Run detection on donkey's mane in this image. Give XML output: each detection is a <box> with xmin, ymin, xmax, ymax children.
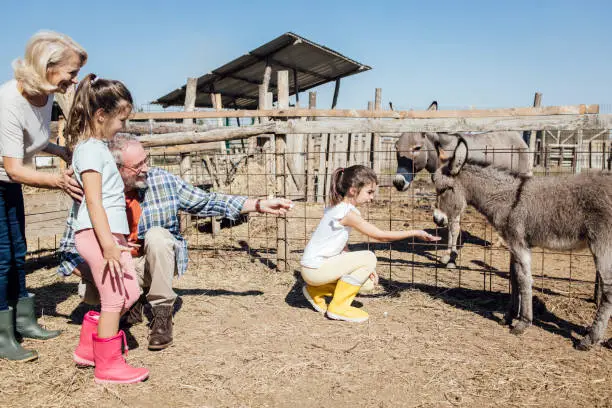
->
<box><xmin>463</xmin><ymin>158</ymin><xmax>526</xmax><ymax>178</ymax></box>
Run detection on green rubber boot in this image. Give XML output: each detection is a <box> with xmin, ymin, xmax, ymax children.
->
<box><xmin>12</xmin><ymin>294</ymin><xmax>61</xmax><ymax>340</ymax></box>
<box><xmin>0</xmin><ymin>307</ymin><xmax>38</xmax><ymax>362</ymax></box>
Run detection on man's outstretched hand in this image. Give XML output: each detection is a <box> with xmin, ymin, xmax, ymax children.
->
<box><xmin>258</xmin><ymin>198</ymin><xmax>293</xmax><ymax>216</ymax></box>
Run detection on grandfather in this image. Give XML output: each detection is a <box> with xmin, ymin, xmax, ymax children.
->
<box><xmin>59</xmin><ymin>135</ymin><xmax>291</xmax><ymax>351</ymax></box>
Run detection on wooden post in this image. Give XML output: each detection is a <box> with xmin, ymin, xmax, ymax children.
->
<box><xmin>258</xmin><ymin>85</ymin><xmax>268</xmax><ymax>123</ymax></box>
<box><xmin>374</xmin><ymin>88</ymin><xmax>382</xmax><ymax>111</ymax></box>
<box><xmin>575</xmin><ymin>129</ymin><xmax>583</xmax><ymax>174</ymax></box>
<box><xmin>331</xmin><ymin>78</ymin><xmax>341</xmax><ymax>109</ymax></box>
<box><xmin>528</xmin><ymin>92</ymin><xmax>542</xmax><ymax>166</ymax></box>
<box><xmin>180</xmin><ymin>78</ymin><xmax>197</xmax><ymax>233</ymax></box>
<box><xmin>276</xmin><ymin>71</ymin><xmax>289</xmax><ymax>194</ymax></box>
<box><xmin>276</xmin><ymin>71</ymin><xmax>289</xmax><ymax>271</ymax></box>
<box><xmin>373</xmin><ymin>88</ymin><xmax>382</xmax><ymax>174</ymax></box>
<box><xmin>212</xmin><ymin>93</ymin><xmax>226</xmax><ymax>153</ymax></box>
<box><xmin>206</xmin><ymin>91</ymin><xmax>225</xmax><ymax>236</ymax></box>
<box><xmin>263</xmin><ymin>91</ymin><xmax>276</xmax><ymax>185</ymax></box>
<box><xmin>275</xmin><ymin>70</ymin><xmax>301</xmax><ymax>195</ymax></box>
<box><xmin>316</xmin><ymin>133</ymin><xmax>327</xmax><ymax>203</ymax></box>
<box><xmin>306</xmin><ymin>92</ymin><xmax>316</xmax><ymax>202</ymax></box>
<box><xmin>262</xmin><ymin>64</ymin><xmax>272</xmax><ymax>93</ymax></box>
<box><xmin>183</xmin><ymin>78</ymin><xmax>197</xmax><ymax>125</ymax></box>
<box><xmin>293</xmin><ymin>68</ymin><xmax>299</xmax><ymax>105</ymax></box>
<box><xmin>368</xmin><ymin>101</ymin><xmax>375</xmax><ymax>169</ymax></box>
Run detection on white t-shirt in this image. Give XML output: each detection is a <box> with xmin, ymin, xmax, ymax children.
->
<box><xmin>301</xmin><ymin>202</ymin><xmax>360</xmax><ymax>268</ymax></box>
<box><xmin>72</xmin><ymin>138</ymin><xmax>129</xmax><ymax>234</ymax></box>
<box><xmin>0</xmin><ymin>79</ymin><xmax>53</xmax><ymax>182</ymax></box>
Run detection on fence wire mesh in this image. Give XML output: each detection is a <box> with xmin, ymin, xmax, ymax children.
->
<box><xmin>24</xmin><ymin>129</ymin><xmax>611</xmax><ymax>303</ymax></box>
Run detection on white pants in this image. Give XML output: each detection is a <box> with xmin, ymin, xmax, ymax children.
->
<box><xmin>301</xmin><ymin>250</ymin><xmax>377</xmax><ymax>290</ymax></box>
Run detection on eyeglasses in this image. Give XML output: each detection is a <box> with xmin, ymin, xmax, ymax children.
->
<box><xmin>121</xmin><ymin>156</ymin><xmax>149</xmax><ymax>175</ymax></box>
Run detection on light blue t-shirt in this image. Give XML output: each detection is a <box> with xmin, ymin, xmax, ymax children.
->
<box><xmin>72</xmin><ymin>138</ymin><xmax>129</xmax><ymax>234</ymax></box>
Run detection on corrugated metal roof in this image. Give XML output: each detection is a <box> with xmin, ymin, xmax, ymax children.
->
<box><xmin>152</xmin><ymin>32</ymin><xmax>371</xmax><ymax>109</ymax></box>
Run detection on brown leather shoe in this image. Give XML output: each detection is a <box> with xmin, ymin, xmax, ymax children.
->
<box><xmin>148</xmin><ymin>306</ymin><xmax>173</xmax><ymax>350</ymax></box>
<box><xmin>121</xmin><ymin>295</ymin><xmax>146</xmax><ymax>327</ymax></box>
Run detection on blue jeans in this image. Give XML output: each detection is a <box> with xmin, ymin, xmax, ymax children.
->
<box><xmin>0</xmin><ymin>182</ymin><xmax>28</xmax><ymax>311</ymax></box>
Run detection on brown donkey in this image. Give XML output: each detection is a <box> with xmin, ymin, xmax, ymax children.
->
<box><xmin>432</xmin><ymin>137</ymin><xmax>612</xmax><ymax>350</ymax></box>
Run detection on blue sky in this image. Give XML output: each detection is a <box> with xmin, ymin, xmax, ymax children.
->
<box><xmin>1</xmin><ymin>0</ymin><xmax>610</xmax><ymax>111</ymax></box>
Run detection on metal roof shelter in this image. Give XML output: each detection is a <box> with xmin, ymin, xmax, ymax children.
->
<box><xmin>153</xmin><ymin>32</ymin><xmax>371</xmax><ymax>109</ymax></box>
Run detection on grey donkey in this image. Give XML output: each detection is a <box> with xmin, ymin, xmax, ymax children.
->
<box><xmin>393</xmin><ymin>101</ymin><xmax>532</xmax><ymax>267</ymax></box>
<box><xmin>432</xmin><ymin>137</ymin><xmax>612</xmax><ymax>350</ymax></box>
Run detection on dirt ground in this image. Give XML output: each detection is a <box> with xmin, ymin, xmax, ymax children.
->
<box><xmin>3</xmin><ymin>181</ymin><xmax>611</xmax><ymax>408</ymax></box>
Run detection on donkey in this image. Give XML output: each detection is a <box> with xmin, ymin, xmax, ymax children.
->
<box><xmin>393</xmin><ymin>102</ymin><xmax>532</xmax><ymax>267</ymax></box>
<box><xmin>432</xmin><ymin>137</ymin><xmax>612</xmax><ymax>350</ymax></box>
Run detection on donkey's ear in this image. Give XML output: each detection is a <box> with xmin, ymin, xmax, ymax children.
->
<box><xmin>450</xmin><ymin>138</ymin><xmax>468</xmax><ymax>175</ymax></box>
<box><xmin>425</xmin><ymin>132</ymin><xmax>439</xmax><ymax>144</ymax></box>
<box><xmin>427</xmin><ymin>101</ymin><xmax>438</xmax><ymax>111</ymax></box>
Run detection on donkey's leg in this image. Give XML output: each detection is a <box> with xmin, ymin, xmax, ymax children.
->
<box><xmin>593</xmin><ymin>271</ymin><xmax>603</xmax><ymax>307</ymax></box>
<box><xmin>510</xmin><ymin>247</ymin><xmax>533</xmax><ymax>335</ymax></box>
<box><xmin>503</xmin><ymin>255</ymin><xmax>520</xmax><ymax>326</ymax></box>
<box><xmin>578</xmin><ymin>253</ymin><xmax>612</xmax><ymax>350</ymax></box>
<box><xmin>442</xmin><ymin>216</ymin><xmax>461</xmax><ymax>268</ymax></box>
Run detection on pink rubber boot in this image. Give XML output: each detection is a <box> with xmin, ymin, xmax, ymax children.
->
<box><xmin>73</xmin><ymin>311</ymin><xmax>99</xmax><ymax>366</ymax></box>
<box><xmin>92</xmin><ymin>330</ymin><xmax>149</xmax><ymax>384</ymax></box>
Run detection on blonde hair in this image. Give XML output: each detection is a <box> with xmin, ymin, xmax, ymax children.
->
<box><xmin>66</xmin><ymin>74</ymin><xmax>133</xmax><ymax>150</ymax></box>
<box><xmin>12</xmin><ymin>30</ymin><xmax>87</xmax><ymax>96</ymax></box>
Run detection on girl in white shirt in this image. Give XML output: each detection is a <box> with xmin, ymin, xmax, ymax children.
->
<box><xmin>66</xmin><ymin>74</ymin><xmax>148</xmax><ymax>384</ymax></box>
<box><xmin>301</xmin><ymin>165</ymin><xmax>440</xmax><ymax>322</ymax></box>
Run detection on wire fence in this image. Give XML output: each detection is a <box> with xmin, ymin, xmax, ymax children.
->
<box><xmin>23</xmin><ymin>130</ymin><xmax>611</xmax><ymax>303</ymax></box>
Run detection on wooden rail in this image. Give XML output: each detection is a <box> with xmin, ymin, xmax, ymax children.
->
<box><xmin>130</xmin><ymin>104</ymin><xmax>599</xmax><ymax>121</ymax></box>
<box><xmin>136</xmin><ymin>114</ymin><xmax>612</xmax><ymax>148</ymax></box>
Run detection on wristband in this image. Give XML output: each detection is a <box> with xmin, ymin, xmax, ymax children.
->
<box><xmin>255</xmin><ymin>198</ymin><xmax>262</xmax><ymax>213</ymax></box>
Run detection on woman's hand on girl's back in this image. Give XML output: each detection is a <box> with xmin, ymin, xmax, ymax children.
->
<box><xmin>57</xmin><ymin>167</ymin><xmax>83</xmax><ymax>202</ymax></box>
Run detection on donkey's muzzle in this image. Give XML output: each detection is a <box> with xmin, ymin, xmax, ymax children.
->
<box><xmin>393</xmin><ymin>175</ymin><xmax>411</xmax><ymax>191</ymax></box>
<box><xmin>433</xmin><ymin>208</ymin><xmax>448</xmax><ymax>227</ymax></box>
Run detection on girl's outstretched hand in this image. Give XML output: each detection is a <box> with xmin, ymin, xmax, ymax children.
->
<box><xmin>413</xmin><ymin>230</ymin><xmax>442</xmax><ymax>241</ymax></box>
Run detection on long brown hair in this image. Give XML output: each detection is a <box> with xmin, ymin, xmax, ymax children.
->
<box><xmin>65</xmin><ymin>73</ymin><xmax>133</xmax><ymax>150</ymax></box>
<box><xmin>328</xmin><ymin>165</ymin><xmax>378</xmax><ymax>206</ymax></box>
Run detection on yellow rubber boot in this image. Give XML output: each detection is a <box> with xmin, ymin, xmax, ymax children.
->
<box><xmin>326</xmin><ymin>279</ymin><xmax>369</xmax><ymax>323</ymax></box>
<box><xmin>302</xmin><ymin>281</ymin><xmax>337</xmax><ymax>313</ymax></box>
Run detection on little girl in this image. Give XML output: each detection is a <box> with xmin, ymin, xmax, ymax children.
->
<box><xmin>67</xmin><ymin>74</ymin><xmax>148</xmax><ymax>384</ymax></box>
<box><xmin>301</xmin><ymin>165</ymin><xmax>440</xmax><ymax>323</ymax></box>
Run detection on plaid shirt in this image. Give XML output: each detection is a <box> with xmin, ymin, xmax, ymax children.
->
<box><xmin>58</xmin><ymin>167</ymin><xmax>247</xmax><ymax>277</ymax></box>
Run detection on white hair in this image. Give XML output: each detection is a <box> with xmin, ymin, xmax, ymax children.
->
<box><xmin>108</xmin><ymin>134</ymin><xmax>139</xmax><ymax>166</ymax></box>
<box><xmin>12</xmin><ymin>30</ymin><xmax>87</xmax><ymax>96</ymax></box>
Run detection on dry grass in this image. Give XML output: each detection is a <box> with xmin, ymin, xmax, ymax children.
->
<box><xmin>6</xmin><ymin>174</ymin><xmax>612</xmax><ymax>407</ymax></box>
<box><xmin>2</xmin><ymin>251</ymin><xmax>611</xmax><ymax>408</ymax></box>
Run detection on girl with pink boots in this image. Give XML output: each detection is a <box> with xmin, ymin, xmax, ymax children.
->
<box><xmin>66</xmin><ymin>74</ymin><xmax>148</xmax><ymax>384</ymax></box>
<box><xmin>300</xmin><ymin>165</ymin><xmax>441</xmax><ymax>322</ymax></box>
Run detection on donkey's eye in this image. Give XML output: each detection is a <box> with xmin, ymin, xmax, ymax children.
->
<box><xmin>413</xmin><ymin>146</ymin><xmax>422</xmax><ymax>151</ymax></box>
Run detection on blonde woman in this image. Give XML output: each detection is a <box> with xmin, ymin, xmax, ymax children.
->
<box><xmin>0</xmin><ymin>31</ymin><xmax>87</xmax><ymax>361</ymax></box>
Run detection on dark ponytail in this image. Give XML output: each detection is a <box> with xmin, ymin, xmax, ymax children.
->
<box><xmin>65</xmin><ymin>73</ymin><xmax>133</xmax><ymax>150</ymax></box>
<box><xmin>328</xmin><ymin>165</ymin><xmax>378</xmax><ymax>206</ymax></box>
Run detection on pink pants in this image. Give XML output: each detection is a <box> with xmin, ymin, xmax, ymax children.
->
<box><xmin>75</xmin><ymin>229</ymin><xmax>139</xmax><ymax>313</ymax></box>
